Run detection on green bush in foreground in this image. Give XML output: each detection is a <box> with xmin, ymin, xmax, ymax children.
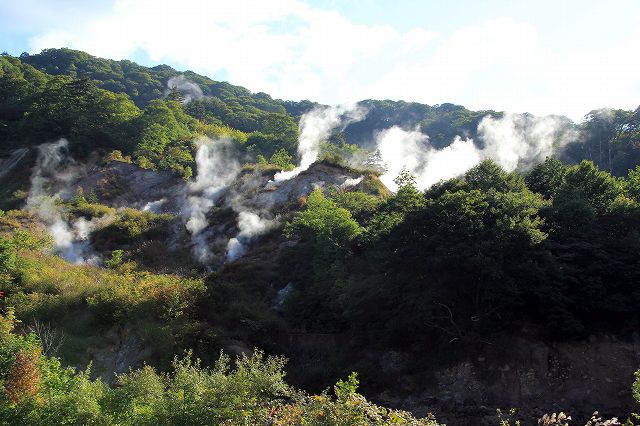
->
<box><xmin>0</xmin><ymin>308</ymin><xmax>439</xmax><ymax>425</ymax></box>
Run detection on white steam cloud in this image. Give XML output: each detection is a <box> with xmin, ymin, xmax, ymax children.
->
<box><xmin>273</xmin><ymin>104</ymin><xmax>367</xmax><ymax>181</ymax></box>
<box><xmin>143</xmin><ymin>198</ymin><xmax>166</xmax><ymax>213</ymax></box>
<box><xmin>66</xmin><ymin>216</ymin><xmax>104</xmax><ymax>265</ymax></box>
<box><xmin>26</xmin><ymin>140</ymin><xmax>101</xmax><ymax>264</ymax></box>
<box><xmin>341</xmin><ymin>176</ymin><xmax>364</xmax><ymax>188</ymax></box>
<box><xmin>166</xmin><ymin>75</ymin><xmax>204</xmax><ymax>104</ymax></box>
<box><xmin>377</xmin><ymin>113</ymin><xmax>578</xmax><ymax>191</ymax></box>
<box><xmin>226</xmin><ymin>211</ymin><xmax>277</xmax><ymax>262</ymax></box>
<box><xmin>477</xmin><ymin>113</ymin><xmax>577</xmax><ymax>171</ymax></box>
<box><xmin>183</xmin><ymin>136</ymin><xmax>241</xmax><ymax>263</ymax></box>
<box><xmin>377</xmin><ymin>128</ymin><xmax>480</xmax><ymax>191</ymax></box>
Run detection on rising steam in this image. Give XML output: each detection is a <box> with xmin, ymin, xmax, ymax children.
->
<box><xmin>222</xmin><ymin>104</ymin><xmax>369</xmax><ymax>262</ymax></box>
<box><xmin>26</xmin><ymin>140</ymin><xmax>101</xmax><ymax>264</ymax></box>
<box><xmin>182</xmin><ymin>136</ymin><xmax>240</xmax><ymax>263</ymax></box>
<box><xmin>477</xmin><ymin>113</ymin><xmax>578</xmax><ymax>171</ymax></box>
<box><xmin>377</xmin><ymin>113</ymin><xmax>578</xmax><ymax>191</ymax></box>
<box><xmin>273</xmin><ymin>104</ymin><xmax>367</xmax><ymax>181</ymax></box>
<box><xmin>377</xmin><ymin>128</ymin><xmax>480</xmax><ymax>191</ymax></box>
<box><xmin>143</xmin><ymin>198</ymin><xmax>167</xmax><ymax>213</ymax></box>
<box><xmin>341</xmin><ymin>176</ymin><xmax>364</xmax><ymax>188</ymax></box>
<box><xmin>226</xmin><ymin>211</ymin><xmax>277</xmax><ymax>262</ymax></box>
<box><xmin>166</xmin><ymin>75</ymin><xmax>204</xmax><ymax>104</ymax></box>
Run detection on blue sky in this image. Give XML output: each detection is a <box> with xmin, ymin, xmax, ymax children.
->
<box><xmin>1</xmin><ymin>0</ymin><xmax>639</xmax><ymax>121</ymax></box>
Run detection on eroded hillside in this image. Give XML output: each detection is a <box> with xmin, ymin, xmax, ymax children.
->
<box><xmin>1</xmin><ymin>48</ymin><xmax>640</xmax><ymax>425</ymax></box>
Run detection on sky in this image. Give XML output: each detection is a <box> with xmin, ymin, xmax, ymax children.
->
<box><xmin>1</xmin><ymin>0</ymin><xmax>639</xmax><ymax>122</ymax></box>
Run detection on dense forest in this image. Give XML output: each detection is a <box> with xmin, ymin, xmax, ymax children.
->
<box><xmin>1</xmin><ymin>48</ymin><xmax>640</xmax><ymax>425</ymax></box>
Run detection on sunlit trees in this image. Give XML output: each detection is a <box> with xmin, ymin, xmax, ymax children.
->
<box><xmin>133</xmin><ymin>100</ymin><xmax>196</xmax><ymax>178</ymax></box>
<box><xmin>285</xmin><ymin>189</ymin><xmax>362</xmax><ymax>254</ymax></box>
<box><xmin>19</xmin><ymin>75</ymin><xmax>141</xmax><ymax>155</ymax></box>
<box><xmin>555</xmin><ymin>160</ymin><xmax>622</xmax><ymax>214</ymax></box>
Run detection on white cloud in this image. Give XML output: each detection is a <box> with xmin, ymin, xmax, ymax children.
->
<box><xmin>26</xmin><ymin>0</ymin><xmax>437</xmax><ymax>103</ymax></box>
<box><xmin>23</xmin><ymin>0</ymin><xmax>640</xmax><ymax>120</ymax></box>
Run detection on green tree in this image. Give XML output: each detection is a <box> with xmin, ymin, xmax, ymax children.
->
<box><xmin>285</xmin><ymin>189</ymin><xmax>362</xmax><ymax>252</ymax></box>
<box><xmin>0</xmin><ymin>237</ymin><xmax>18</xmax><ymax>289</ymax></box>
<box><xmin>628</xmin><ymin>165</ymin><xmax>640</xmax><ymax>201</ymax></box>
<box><xmin>20</xmin><ymin>74</ymin><xmax>140</xmax><ymax>154</ymax></box>
<box><xmin>284</xmin><ymin>190</ymin><xmax>363</xmax><ymax>329</ymax></box>
<box><xmin>393</xmin><ymin>167</ymin><xmax>417</xmax><ymax>189</ymax></box>
<box><xmin>363</xmin><ymin>148</ymin><xmax>386</xmax><ymax>174</ymax></box>
<box><xmin>525</xmin><ymin>157</ymin><xmax>566</xmax><ymax>199</ymax></box>
<box><xmin>329</xmin><ymin>190</ymin><xmax>381</xmax><ymax>222</ymax></box>
<box><xmin>364</xmin><ymin>171</ymin><xmax>425</xmax><ymax>242</ymax></box>
<box><xmin>133</xmin><ymin>99</ymin><xmax>196</xmax><ymax>177</ymax></box>
<box><xmin>269</xmin><ymin>148</ymin><xmax>295</xmax><ymax>170</ymax></box>
<box><xmin>465</xmin><ymin>159</ymin><xmax>526</xmax><ymax>193</ymax></box>
<box><xmin>166</xmin><ymin>86</ymin><xmax>185</xmax><ymax>103</ymax></box>
<box><xmin>556</xmin><ymin>160</ymin><xmax>622</xmax><ymax>214</ymax></box>
<box><xmin>104</xmin><ymin>249</ymin><xmax>124</xmax><ymax>269</ymax></box>
<box><xmin>343</xmin><ymin>162</ymin><xmax>548</xmax><ymax>346</ymax></box>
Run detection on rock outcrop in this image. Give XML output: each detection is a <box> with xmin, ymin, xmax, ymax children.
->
<box><xmin>373</xmin><ymin>334</ymin><xmax>640</xmax><ymax>425</ymax></box>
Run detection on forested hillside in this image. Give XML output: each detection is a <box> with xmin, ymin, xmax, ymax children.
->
<box><xmin>1</xmin><ymin>48</ymin><xmax>640</xmax><ymax>425</ymax></box>
<box><xmin>5</xmin><ymin>49</ymin><xmax>640</xmax><ymax>177</ymax></box>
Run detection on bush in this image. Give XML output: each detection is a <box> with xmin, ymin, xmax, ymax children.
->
<box><xmin>329</xmin><ymin>190</ymin><xmax>381</xmax><ymax>222</ymax></box>
<box><xmin>107</xmin><ymin>149</ymin><xmax>132</xmax><ymax>163</ymax></box>
<box><xmin>94</xmin><ymin>208</ymin><xmax>173</xmax><ymax>245</ymax></box>
<box><xmin>0</xmin><ymin>314</ymin><xmax>441</xmax><ymax>425</ymax></box>
<box><xmin>68</xmin><ymin>201</ymin><xmax>116</xmax><ymax>219</ymax></box>
<box><xmin>269</xmin><ymin>148</ymin><xmax>295</xmax><ymax>170</ymax></box>
<box><xmin>284</xmin><ymin>189</ymin><xmax>362</xmax><ymax>250</ymax></box>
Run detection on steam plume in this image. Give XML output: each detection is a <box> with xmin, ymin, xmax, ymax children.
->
<box><xmin>377</xmin><ymin>128</ymin><xmax>480</xmax><ymax>191</ymax></box>
<box><xmin>377</xmin><ymin>113</ymin><xmax>578</xmax><ymax>191</ymax></box>
<box><xmin>477</xmin><ymin>113</ymin><xmax>578</xmax><ymax>171</ymax></box>
<box><xmin>183</xmin><ymin>136</ymin><xmax>240</xmax><ymax>263</ymax></box>
<box><xmin>273</xmin><ymin>104</ymin><xmax>367</xmax><ymax>181</ymax></box>
<box><xmin>166</xmin><ymin>75</ymin><xmax>204</xmax><ymax>104</ymax></box>
<box><xmin>226</xmin><ymin>211</ymin><xmax>277</xmax><ymax>262</ymax></box>
<box><xmin>143</xmin><ymin>198</ymin><xmax>167</xmax><ymax>213</ymax></box>
<box><xmin>26</xmin><ymin>140</ymin><xmax>100</xmax><ymax>264</ymax></box>
<box><xmin>341</xmin><ymin>176</ymin><xmax>364</xmax><ymax>188</ymax></box>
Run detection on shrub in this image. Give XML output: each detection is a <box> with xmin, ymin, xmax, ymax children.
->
<box><xmin>4</xmin><ymin>348</ymin><xmax>42</xmax><ymax>404</ymax></box>
<box><xmin>269</xmin><ymin>148</ymin><xmax>295</xmax><ymax>170</ymax></box>
<box><xmin>107</xmin><ymin>150</ymin><xmax>132</xmax><ymax>163</ymax></box>
<box><xmin>284</xmin><ymin>189</ymin><xmax>362</xmax><ymax>249</ymax></box>
<box><xmin>68</xmin><ymin>200</ymin><xmax>116</xmax><ymax>219</ymax></box>
<box><xmin>0</xmin><ymin>315</ymin><xmax>441</xmax><ymax>426</ymax></box>
<box><xmin>329</xmin><ymin>190</ymin><xmax>381</xmax><ymax>221</ymax></box>
<box><xmin>94</xmin><ymin>208</ymin><xmax>173</xmax><ymax>245</ymax></box>
<box><xmin>104</xmin><ymin>249</ymin><xmax>124</xmax><ymax>269</ymax></box>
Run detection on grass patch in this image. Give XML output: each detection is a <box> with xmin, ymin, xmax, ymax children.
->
<box><xmin>1</xmin><ymin>236</ymin><xmax>206</xmax><ymax>369</ymax></box>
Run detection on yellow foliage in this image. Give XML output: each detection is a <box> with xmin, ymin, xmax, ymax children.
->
<box><xmin>13</xmin><ymin>249</ymin><xmax>205</xmax><ymax>325</ymax></box>
<box><xmin>5</xmin><ymin>348</ymin><xmax>42</xmax><ymax>404</ymax></box>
